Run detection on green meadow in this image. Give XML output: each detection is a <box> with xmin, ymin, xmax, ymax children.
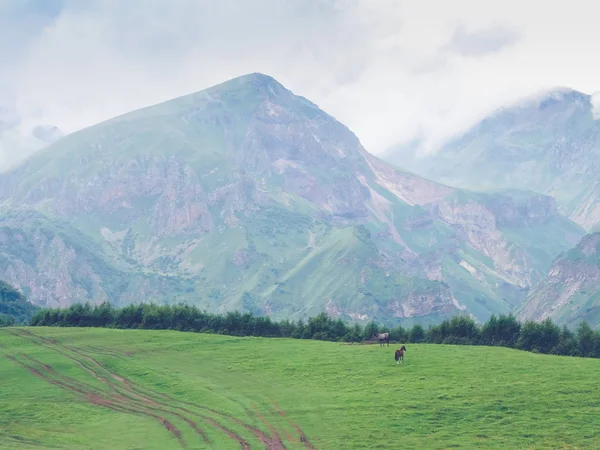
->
<box><xmin>1</xmin><ymin>327</ymin><xmax>599</xmax><ymax>449</ymax></box>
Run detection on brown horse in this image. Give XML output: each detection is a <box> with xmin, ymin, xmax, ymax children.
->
<box><xmin>394</xmin><ymin>345</ymin><xmax>407</xmax><ymax>364</ymax></box>
<box><xmin>372</xmin><ymin>332</ymin><xmax>390</xmax><ymax>346</ymax></box>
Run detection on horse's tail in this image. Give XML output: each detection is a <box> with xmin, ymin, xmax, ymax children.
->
<box><xmin>394</xmin><ymin>351</ymin><xmax>400</xmax><ymax>361</ymax></box>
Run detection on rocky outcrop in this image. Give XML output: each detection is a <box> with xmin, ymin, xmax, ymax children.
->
<box><xmin>434</xmin><ymin>198</ymin><xmax>535</xmax><ymax>288</ymax></box>
<box><xmin>0</xmin><ymin>224</ymin><xmax>109</xmax><ymax>308</ymax></box>
<box><xmin>519</xmin><ymin>233</ymin><xmax>600</xmax><ymax>327</ymax></box>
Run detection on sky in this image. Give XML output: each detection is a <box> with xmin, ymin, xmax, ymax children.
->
<box><xmin>1</xmin><ymin>0</ymin><xmax>600</xmax><ymax>162</ymax></box>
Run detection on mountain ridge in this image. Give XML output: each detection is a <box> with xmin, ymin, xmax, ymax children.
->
<box><xmin>0</xmin><ymin>73</ymin><xmax>585</xmax><ymax>325</ymax></box>
<box><xmin>383</xmin><ymin>86</ymin><xmax>600</xmax><ymax>230</ymax></box>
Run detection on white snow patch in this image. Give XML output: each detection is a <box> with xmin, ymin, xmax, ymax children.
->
<box><xmin>459</xmin><ymin>260</ymin><xmax>478</xmax><ymax>277</ymax></box>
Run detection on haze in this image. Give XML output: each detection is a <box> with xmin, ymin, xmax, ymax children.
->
<box><xmin>2</xmin><ymin>0</ymin><xmax>599</xmax><ymax>162</ymax></box>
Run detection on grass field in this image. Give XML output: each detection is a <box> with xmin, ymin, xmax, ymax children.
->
<box><xmin>1</xmin><ymin>328</ymin><xmax>599</xmax><ymax>449</ymax></box>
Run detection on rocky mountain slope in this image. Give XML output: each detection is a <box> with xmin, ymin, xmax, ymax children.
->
<box><xmin>0</xmin><ymin>74</ymin><xmax>584</xmax><ymax>325</ymax></box>
<box><xmin>384</xmin><ymin>88</ymin><xmax>600</xmax><ymax>231</ymax></box>
<box><xmin>519</xmin><ymin>233</ymin><xmax>600</xmax><ymax>328</ymax></box>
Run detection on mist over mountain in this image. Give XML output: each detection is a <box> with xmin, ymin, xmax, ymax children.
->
<box><xmin>0</xmin><ymin>73</ymin><xmax>584</xmax><ymax>326</ymax></box>
<box><xmin>384</xmin><ymin>88</ymin><xmax>600</xmax><ymax>231</ymax></box>
<box><xmin>383</xmin><ymin>87</ymin><xmax>600</xmax><ymax>326</ymax></box>
<box><xmin>0</xmin><ymin>106</ymin><xmax>63</xmax><ymax>172</ymax></box>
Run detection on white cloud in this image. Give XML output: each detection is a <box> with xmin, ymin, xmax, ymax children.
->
<box><xmin>2</xmin><ymin>0</ymin><xmax>600</xmax><ymax>167</ymax></box>
<box><xmin>444</xmin><ymin>24</ymin><xmax>521</xmax><ymax>57</ymax></box>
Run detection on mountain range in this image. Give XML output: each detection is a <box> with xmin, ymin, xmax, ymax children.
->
<box><xmin>0</xmin><ymin>74</ymin><xmax>593</xmax><ymax>327</ymax></box>
<box><xmin>384</xmin><ymin>88</ymin><xmax>600</xmax><ymax>231</ymax></box>
<box><xmin>384</xmin><ymin>87</ymin><xmax>600</xmax><ymax>327</ymax></box>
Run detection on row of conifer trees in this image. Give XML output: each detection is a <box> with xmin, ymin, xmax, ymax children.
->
<box><xmin>26</xmin><ymin>302</ymin><xmax>600</xmax><ymax>358</ymax></box>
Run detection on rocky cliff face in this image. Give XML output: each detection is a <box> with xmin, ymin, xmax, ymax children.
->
<box><xmin>383</xmin><ymin>88</ymin><xmax>600</xmax><ymax>231</ymax></box>
<box><xmin>0</xmin><ymin>74</ymin><xmax>585</xmax><ymax>325</ymax></box>
<box><xmin>519</xmin><ymin>233</ymin><xmax>600</xmax><ymax>327</ymax></box>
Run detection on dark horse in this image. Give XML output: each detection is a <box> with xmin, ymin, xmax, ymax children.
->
<box><xmin>394</xmin><ymin>345</ymin><xmax>407</xmax><ymax>364</ymax></box>
<box><xmin>372</xmin><ymin>332</ymin><xmax>390</xmax><ymax>346</ymax></box>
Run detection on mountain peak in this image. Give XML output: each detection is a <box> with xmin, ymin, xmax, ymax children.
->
<box><xmin>208</xmin><ymin>72</ymin><xmax>289</xmax><ymax>98</ymax></box>
<box><xmin>232</xmin><ymin>72</ymin><xmax>279</xmax><ymax>85</ymax></box>
<box><xmin>507</xmin><ymin>86</ymin><xmax>589</xmax><ymax>112</ymax></box>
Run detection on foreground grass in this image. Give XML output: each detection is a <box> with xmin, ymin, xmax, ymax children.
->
<box><xmin>1</xmin><ymin>328</ymin><xmax>599</xmax><ymax>449</ymax></box>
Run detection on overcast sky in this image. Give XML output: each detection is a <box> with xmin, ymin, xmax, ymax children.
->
<box><xmin>2</xmin><ymin>0</ymin><xmax>599</xmax><ymax>157</ymax></box>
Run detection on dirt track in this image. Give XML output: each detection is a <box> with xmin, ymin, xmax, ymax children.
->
<box><xmin>3</xmin><ymin>329</ymin><xmax>316</xmax><ymax>450</ymax></box>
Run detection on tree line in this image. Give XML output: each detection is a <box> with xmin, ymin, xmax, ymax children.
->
<box><xmin>25</xmin><ymin>302</ymin><xmax>600</xmax><ymax>358</ymax></box>
<box><xmin>0</xmin><ymin>281</ymin><xmax>39</xmax><ymax>327</ymax></box>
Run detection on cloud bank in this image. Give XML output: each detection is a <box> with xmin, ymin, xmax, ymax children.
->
<box><xmin>1</xmin><ymin>0</ymin><xmax>600</xmax><ymax>166</ymax></box>
<box><xmin>445</xmin><ymin>24</ymin><xmax>521</xmax><ymax>57</ymax></box>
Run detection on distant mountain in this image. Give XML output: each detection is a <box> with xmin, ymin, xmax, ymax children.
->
<box><xmin>0</xmin><ymin>74</ymin><xmax>584</xmax><ymax>325</ymax></box>
<box><xmin>383</xmin><ymin>88</ymin><xmax>600</xmax><ymax>230</ymax></box>
<box><xmin>519</xmin><ymin>233</ymin><xmax>600</xmax><ymax>328</ymax></box>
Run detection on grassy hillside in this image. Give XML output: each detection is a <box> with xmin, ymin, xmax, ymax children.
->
<box><xmin>1</xmin><ymin>328</ymin><xmax>599</xmax><ymax>449</ymax></box>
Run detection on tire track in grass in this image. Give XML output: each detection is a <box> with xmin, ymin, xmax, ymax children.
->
<box><xmin>10</xmin><ymin>330</ymin><xmax>251</xmax><ymax>449</ymax></box>
<box><xmin>69</xmin><ymin>347</ymin><xmax>279</xmax><ymax>450</ymax></box>
<box><xmin>272</xmin><ymin>402</ymin><xmax>317</xmax><ymax>450</ymax></box>
<box><xmin>63</xmin><ymin>346</ymin><xmax>253</xmax><ymax>450</ymax></box>
<box><xmin>84</xmin><ymin>345</ymin><xmax>129</xmax><ymax>360</ymax></box>
<box><xmin>17</xmin><ymin>353</ymin><xmax>213</xmax><ymax>448</ymax></box>
<box><xmin>82</xmin><ymin>344</ymin><xmax>316</xmax><ymax>450</ymax></box>
<box><xmin>55</xmin><ymin>336</ymin><xmax>313</xmax><ymax>449</ymax></box>
<box><xmin>252</xmin><ymin>406</ymin><xmax>291</xmax><ymax>448</ymax></box>
<box><xmin>0</xmin><ymin>433</ymin><xmax>49</xmax><ymax>448</ymax></box>
<box><xmin>9</xmin><ymin>332</ymin><xmax>216</xmax><ymax>448</ymax></box>
<box><xmin>222</xmin><ymin>396</ymin><xmax>295</xmax><ymax>447</ymax></box>
<box><xmin>224</xmin><ymin>392</ymin><xmax>315</xmax><ymax>449</ymax></box>
<box><xmin>3</xmin><ymin>352</ymin><xmax>188</xmax><ymax>449</ymax></box>
<box><xmin>13</xmin><ymin>329</ymin><xmax>316</xmax><ymax>449</ymax></box>
<box><xmin>59</xmin><ymin>341</ymin><xmax>289</xmax><ymax>450</ymax></box>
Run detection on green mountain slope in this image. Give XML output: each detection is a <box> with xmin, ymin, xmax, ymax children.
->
<box><xmin>383</xmin><ymin>88</ymin><xmax>600</xmax><ymax>230</ymax></box>
<box><xmin>0</xmin><ymin>74</ymin><xmax>585</xmax><ymax>324</ymax></box>
<box><xmin>0</xmin><ymin>279</ymin><xmax>39</xmax><ymax>324</ymax></box>
<box><xmin>519</xmin><ymin>232</ymin><xmax>600</xmax><ymax>327</ymax></box>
